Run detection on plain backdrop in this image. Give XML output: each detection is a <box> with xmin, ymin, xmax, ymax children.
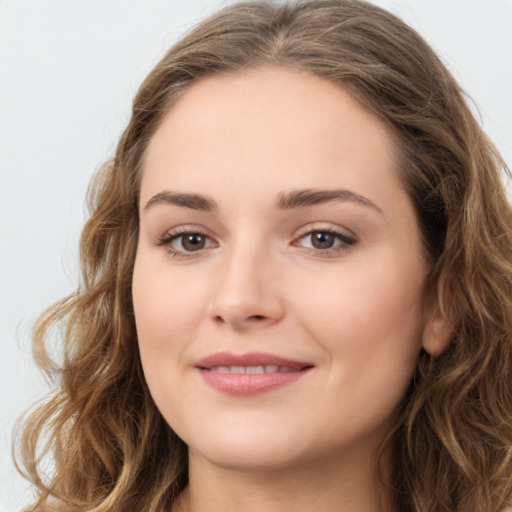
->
<box><xmin>1</xmin><ymin>0</ymin><xmax>511</xmax><ymax>510</ymax></box>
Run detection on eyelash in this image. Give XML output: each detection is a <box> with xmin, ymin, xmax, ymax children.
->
<box><xmin>293</xmin><ymin>228</ymin><xmax>357</xmax><ymax>256</ymax></box>
<box><xmin>156</xmin><ymin>227</ymin><xmax>357</xmax><ymax>258</ymax></box>
<box><xmin>156</xmin><ymin>227</ymin><xmax>217</xmax><ymax>258</ymax></box>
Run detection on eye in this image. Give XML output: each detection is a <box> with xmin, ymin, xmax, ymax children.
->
<box><xmin>177</xmin><ymin>233</ymin><xmax>208</xmax><ymax>251</ymax></box>
<box><xmin>309</xmin><ymin>231</ymin><xmax>338</xmax><ymax>249</ymax></box>
<box><xmin>294</xmin><ymin>229</ymin><xmax>357</xmax><ymax>255</ymax></box>
<box><xmin>157</xmin><ymin>229</ymin><xmax>217</xmax><ymax>257</ymax></box>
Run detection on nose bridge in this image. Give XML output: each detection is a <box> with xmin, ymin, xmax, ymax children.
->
<box><xmin>207</xmin><ymin>232</ymin><xmax>283</xmax><ymax>328</ymax></box>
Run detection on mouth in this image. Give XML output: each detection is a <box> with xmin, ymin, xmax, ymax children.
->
<box><xmin>196</xmin><ymin>352</ymin><xmax>314</xmax><ymax>396</ymax></box>
<box><xmin>204</xmin><ymin>365</ymin><xmax>307</xmax><ymax>374</ymax></box>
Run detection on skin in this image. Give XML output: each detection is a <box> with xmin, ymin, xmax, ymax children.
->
<box><xmin>132</xmin><ymin>66</ymin><xmax>448</xmax><ymax>512</ymax></box>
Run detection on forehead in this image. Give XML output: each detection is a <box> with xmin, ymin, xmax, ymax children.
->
<box><xmin>141</xmin><ymin>66</ymin><xmax>400</xmax><ymax>208</ymax></box>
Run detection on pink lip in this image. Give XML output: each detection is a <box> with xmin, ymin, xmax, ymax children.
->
<box><xmin>196</xmin><ymin>351</ymin><xmax>314</xmax><ymax>397</ymax></box>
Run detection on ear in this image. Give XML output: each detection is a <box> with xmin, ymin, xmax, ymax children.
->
<box><xmin>422</xmin><ymin>304</ymin><xmax>452</xmax><ymax>356</ymax></box>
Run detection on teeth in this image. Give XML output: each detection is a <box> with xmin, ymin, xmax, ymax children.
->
<box><xmin>246</xmin><ymin>366</ymin><xmax>264</xmax><ymax>374</ymax></box>
<box><xmin>208</xmin><ymin>365</ymin><xmax>298</xmax><ymax>374</ymax></box>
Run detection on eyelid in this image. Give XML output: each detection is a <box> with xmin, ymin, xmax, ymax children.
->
<box><xmin>294</xmin><ymin>222</ymin><xmax>357</xmax><ymax>241</ymax></box>
<box><xmin>291</xmin><ymin>223</ymin><xmax>358</xmax><ymax>255</ymax></box>
<box><xmin>154</xmin><ymin>222</ymin><xmax>357</xmax><ymax>258</ymax></box>
<box><xmin>156</xmin><ymin>225</ymin><xmax>218</xmax><ymax>257</ymax></box>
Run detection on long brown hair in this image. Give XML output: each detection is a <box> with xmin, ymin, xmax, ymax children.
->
<box><xmin>15</xmin><ymin>1</ymin><xmax>512</xmax><ymax>511</ymax></box>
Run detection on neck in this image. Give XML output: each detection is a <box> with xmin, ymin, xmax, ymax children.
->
<box><xmin>172</xmin><ymin>447</ymin><xmax>397</xmax><ymax>512</ymax></box>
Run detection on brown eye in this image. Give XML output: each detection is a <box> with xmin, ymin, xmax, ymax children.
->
<box><xmin>180</xmin><ymin>233</ymin><xmax>206</xmax><ymax>251</ymax></box>
<box><xmin>310</xmin><ymin>231</ymin><xmax>336</xmax><ymax>249</ymax></box>
<box><xmin>294</xmin><ymin>229</ymin><xmax>357</xmax><ymax>255</ymax></box>
<box><xmin>158</xmin><ymin>229</ymin><xmax>217</xmax><ymax>257</ymax></box>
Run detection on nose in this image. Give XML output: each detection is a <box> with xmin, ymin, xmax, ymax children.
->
<box><xmin>207</xmin><ymin>244</ymin><xmax>285</xmax><ymax>330</ymax></box>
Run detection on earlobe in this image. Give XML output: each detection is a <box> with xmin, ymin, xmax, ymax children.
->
<box><xmin>422</xmin><ymin>306</ymin><xmax>452</xmax><ymax>356</ymax></box>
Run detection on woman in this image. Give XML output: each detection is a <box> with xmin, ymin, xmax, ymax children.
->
<box><xmin>15</xmin><ymin>1</ymin><xmax>512</xmax><ymax>511</ymax></box>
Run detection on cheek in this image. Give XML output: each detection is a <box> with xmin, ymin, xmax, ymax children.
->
<box><xmin>132</xmin><ymin>256</ymin><xmax>207</xmax><ymax>423</ymax></box>
<box><xmin>133</xmin><ymin>254</ymin><xmax>203</xmax><ymax>339</ymax></box>
<box><xmin>131</xmin><ymin>253</ymin><xmax>206</xmax><ymax>389</ymax></box>
<box><xmin>293</xmin><ymin>251</ymin><xmax>426</xmax><ymax>386</ymax></box>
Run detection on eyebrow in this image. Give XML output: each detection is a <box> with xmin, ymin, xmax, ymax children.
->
<box><xmin>277</xmin><ymin>188</ymin><xmax>382</xmax><ymax>213</ymax></box>
<box><xmin>143</xmin><ymin>188</ymin><xmax>381</xmax><ymax>213</ymax></box>
<box><xmin>144</xmin><ymin>191</ymin><xmax>217</xmax><ymax>211</ymax></box>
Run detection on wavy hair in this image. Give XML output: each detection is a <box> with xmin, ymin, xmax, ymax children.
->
<box><xmin>15</xmin><ymin>1</ymin><xmax>512</xmax><ymax>511</ymax></box>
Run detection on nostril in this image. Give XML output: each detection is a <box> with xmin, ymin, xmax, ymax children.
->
<box><xmin>249</xmin><ymin>315</ymin><xmax>266</xmax><ymax>321</ymax></box>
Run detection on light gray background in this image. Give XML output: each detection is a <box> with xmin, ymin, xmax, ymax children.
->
<box><xmin>1</xmin><ymin>0</ymin><xmax>511</xmax><ymax>510</ymax></box>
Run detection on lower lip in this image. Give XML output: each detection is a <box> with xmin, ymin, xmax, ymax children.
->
<box><xmin>198</xmin><ymin>368</ymin><xmax>311</xmax><ymax>396</ymax></box>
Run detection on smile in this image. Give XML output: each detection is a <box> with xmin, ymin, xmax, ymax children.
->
<box><xmin>196</xmin><ymin>352</ymin><xmax>314</xmax><ymax>396</ymax></box>
<box><xmin>206</xmin><ymin>365</ymin><xmax>301</xmax><ymax>374</ymax></box>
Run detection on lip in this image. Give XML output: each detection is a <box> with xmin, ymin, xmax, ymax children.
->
<box><xmin>196</xmin><ymin>351</ymin><xmax>314</xmax><ymax>396</ymax></box>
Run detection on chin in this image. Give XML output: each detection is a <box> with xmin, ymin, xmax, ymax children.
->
<box><xmin>184</xmin><ymin>426</ymin><xmax>314</xmax><ymax>473</ymax></box>
<box><xmin>191</xmin><ymin>445</ymin><xmax>306</xmax><ymax>473</ymax></box>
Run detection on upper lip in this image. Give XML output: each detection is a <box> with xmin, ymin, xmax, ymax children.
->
<box><xmin>196</xmin><ymin>351</ymin><xmax>313</xmax><ymax>369</ymax></box>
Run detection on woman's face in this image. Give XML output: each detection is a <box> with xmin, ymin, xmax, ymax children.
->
<box><xmin>133</xmin><ymin>66</ymin><xmax>440</xmax><ymax>472</ymax></box>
